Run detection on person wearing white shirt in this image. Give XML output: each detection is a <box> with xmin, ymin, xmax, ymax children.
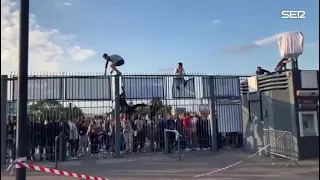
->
<box><xmin>68</xmin><ymin>119</ymin><xmax>79</xmax><ymax>158</ymax></box>
<box><xmin>134</xmin><ymin>115</ymin><xmax>146</xmax><ymax>150</ymax></box>
<box><xmin>122</xmin><ymin>118</ymin><xmax>133</xmax><ymax>153</ymax></box>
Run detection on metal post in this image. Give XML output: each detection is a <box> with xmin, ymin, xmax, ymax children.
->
<box><xmin>114</xmin><ymin>76</ymin><xmax>121</xmax><ymax>158</ymax></box>
<box><xmin>208</xmin><ymin>76</ymin><xmax>218</xmax><ymax>151</ymax></box>
<box><xmin>1</xmin><ymin>75</ymin><xmax>8</xmax><ymax>166</ymax></box>
<box><xmin>291</xmin><ymin>57</ymin><xmax>298</xmax><ymax>69</ymax></box>
<box><xmin>69</xmin><ymin>103</ymin><xmax>72</xmax><ymax>119</ymax></box>
<box><xmin>16</xmin><ymin>0</ymin><xmax>29</xmax><ymax>180</ymax></box>
<box><xmin>54</xmin><ymin>135</ymin><xmax>59</xmax><ymax>169</ymax></box>
<box><xmin>177</xmin><ymin>135</ymin><xmax>181</xmax><ymax>161</ymax></box>
<box><xmin>164</xmin><ymin>130</ymin><xmax>169</xmax><ymax>154</ymax></box>
<box><xmin>59</xmin><ymin>133</ymin><xmax>66</xmax><ymax>161</ymax></box>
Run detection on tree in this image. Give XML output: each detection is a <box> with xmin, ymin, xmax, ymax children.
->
<box><xmin>28</xmin><ymin>100</ymin><xmax>84</xmax><ymax>121</ymax></box>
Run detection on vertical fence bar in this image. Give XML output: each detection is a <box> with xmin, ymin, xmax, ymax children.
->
<box><xmin>1</xmin><ymin>75</ymin><xmax>8</xmax><ymax>166</ymax></box>
<box><xmin>208</xmin><ymin>76</ymin><xmax>218</xmax><ymax>151</ymax></box>
<box><xmin>114</xmin><ymin>76</ymin><xmax>121</xmax><ymax>158</ymax></box>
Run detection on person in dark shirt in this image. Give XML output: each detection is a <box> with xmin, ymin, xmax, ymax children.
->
<box><xmin>256</xmin><ymin>66</ymin><xmax>271</xmax><ymax>75</ymax></box>
<box><xmin>275</xmin><ymin>58</ymin><xmax>291</xmax><ymax>72</ymax></box>
<box><xmin>119</xmin><ymin>86</ymin><xmax>147</xmax><ymax>118</ymax></box>
<box><xmin>103</xmin><ymin>53</ymin><xmax>125</xmax><ymax>75</ymax></box>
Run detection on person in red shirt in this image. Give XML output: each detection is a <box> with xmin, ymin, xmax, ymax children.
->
<box><xmin>120</xmin><ymin>113</ymin><xmax>125</xmax><ymax>122</ymax></box>
<box><xmin>182</xmin><ymin>113</ymin><xmax>192</xmax><ymax>149</ymax></box>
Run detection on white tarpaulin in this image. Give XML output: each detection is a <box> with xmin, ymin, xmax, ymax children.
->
<box><xmin>278</xmin><ymin>31</ymin><xmax>304</xmax><ymax>58</ymax></box>
<box><xmin>247</xmin><ymin>76</ymin><xmax>258</xmax><ymax>93</ymax></box>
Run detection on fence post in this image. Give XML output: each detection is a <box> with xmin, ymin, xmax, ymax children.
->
<box><xmin>114</xmin><ymin>76</ymin><xmax>121</xmax><ymax>158</ymax></box>
<box><xmin>1</xmin><ymin>75</ymin><xmax>8</xmax><ymax>166</ymax></box>
<box><xmin>208</xmin><ymin>76</ymin><xmax>218</xmax><ymax>152</ymax></box>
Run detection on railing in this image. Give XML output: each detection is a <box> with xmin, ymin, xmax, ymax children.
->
<box><xmin>164</xmin><ymin>129</ymin><xmax>183</xmax><ymax>161</ymax></box>
<box><xmin>263</xmin><ymin>129</ymin><xmax>300</xmax><ymax>167</ymax></box>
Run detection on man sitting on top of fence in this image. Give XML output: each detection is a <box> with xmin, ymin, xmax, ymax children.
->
<box><xmin>174</xmin><ymin>62</ymin><xmax>193</xmax><ymax>90</ymax></box>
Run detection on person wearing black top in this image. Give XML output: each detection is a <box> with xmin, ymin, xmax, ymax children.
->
<box><xmin>256</xmin><ymin>67</ymin><xmax>271</xmax><ymax>75</ymax></box>
<box><xmin>103</xmin><ymin>53</ymin><xmax>125</xmax><ymax>75</ymax></box>
<box><xmin>119</xmin><ymin>87</ymin><xmax>147</xmax><ymax>118</ymax></box>
<box><xmin>275</xmin><ymin>58</ymin><xmax>291</xmax><ymax>72</ymax></box>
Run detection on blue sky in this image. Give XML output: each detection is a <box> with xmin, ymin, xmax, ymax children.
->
<box><xmin>2</xmin><ymin>0</ymin><xmax>319</xmax><ymax>75</ymax></box>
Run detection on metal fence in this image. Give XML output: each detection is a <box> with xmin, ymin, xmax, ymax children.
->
<box><xmin>1</xmin><ymin>73</ymin><xmax>249</xmax><ymax>164</ymax></box>
<box><xmin>263</xmin><ymin>129</ymin><xmax>300</xmax><ymax>167</ymax></box>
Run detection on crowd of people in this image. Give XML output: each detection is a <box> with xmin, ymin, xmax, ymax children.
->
<box><xmin>6</xmin><ymin>111</ymin><xmax>215</xmax><ymax>162</ymax></box>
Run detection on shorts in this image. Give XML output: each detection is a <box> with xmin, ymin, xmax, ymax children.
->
<box><xmin>113</xmin><ymin>59</ymin><xmax>125</xmax><ymax>66</ymax></box>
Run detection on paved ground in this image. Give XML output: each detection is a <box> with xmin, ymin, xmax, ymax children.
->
<box><xmin>2</xmin><ymin>149</ymin><xmax>319</xmax><ymax>180</ymax></box>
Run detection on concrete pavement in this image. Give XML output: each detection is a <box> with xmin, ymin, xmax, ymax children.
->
<box><xmin>2</xmin><ymin>149</ymin><xmax>319</xmax><ymax>180</ymax></box>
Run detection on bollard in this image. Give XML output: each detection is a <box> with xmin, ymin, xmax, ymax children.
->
<box><xmin>54</xmin><ymin>135</ymin><xmax>60</xmax><ymax>169</ymax></box>
<box><xmin>177</xmin><ymin>134</ymin><xmax>181</xmax><ymax>161</ymax></box>
<box><xmin>164</xmin><ymin>130</ymin><xmax>169</xmax><ymax>154</ymax></box>
<box><xmin>61</xmin><ymin>133</ymin><xmax>67</xmax><ymax>161</ymax></box>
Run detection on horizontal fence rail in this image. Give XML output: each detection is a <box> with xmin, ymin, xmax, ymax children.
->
<box><xmin>2</xmin><ymin>73</ymin><xmax>250</xmax><ymax>164</ymax></box>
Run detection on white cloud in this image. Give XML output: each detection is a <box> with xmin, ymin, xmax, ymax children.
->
<box><xmin>1</xmin><ymin>0</ymin><xmax>95</xmax><ymax>74</ymax></box>
<box><xmin>70</xmin><ymin>46</ymin><xmax>96</xmax><ymax>61</ymax></box>
<box><xmin>63</xmin><ymin>2</ymin><xmax>72</xmax><ymax>6</ymax></box>
<box><xmin>306</xmin><ymin>42</ymin><xmax>319</xmax><ymax>47</ymax></box>
<box><xmin>212</xmin><ymin>20</ymin><xmax>221</xmax><ymax>24</ymax></box>
<box><xmin>253</xmin><ymin>33</ymin><xmax>281</xmax><ymax>46</ymax></box>
<box><xmin>222</xmin><ymin>32</ymin><xmax>317</xmax><ymax>54</ymax></box>
<box><xmin>221</xmin><ymin>33</ymin><xmax>281</xmax><ymax>53</ymax></box>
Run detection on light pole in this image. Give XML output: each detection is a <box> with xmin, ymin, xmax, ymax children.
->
<box><xmin>16</xmin><ymin>0</ymin><xmax>29</xmax><ymax>180</ymax></box>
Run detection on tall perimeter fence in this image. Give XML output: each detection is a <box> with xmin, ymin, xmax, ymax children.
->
<box><xmin>1</xmin><ymin>72</ymin><xmax>260</xmax><ymax>164</ymax></box>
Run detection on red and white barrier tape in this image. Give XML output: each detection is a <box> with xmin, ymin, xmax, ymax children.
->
<box><xmin>2</xmin><ymin>157</ymin><xmax>109</xmax><ymax>180</ymax></box>
<box><xmin>2</xmin><ymin>133</ymin><xmax>286</xmax><ymax>179</ymax></box>
<box><xmin>194</xmin><ymin>132</ymin><xmax>286</xmax><ymax>178</ymax></box>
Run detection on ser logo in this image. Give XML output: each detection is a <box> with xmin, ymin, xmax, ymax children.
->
<box><xmin>281</xmin><ymin>11</ymin><xmax>306</xmax><ymax>19</ymax></box>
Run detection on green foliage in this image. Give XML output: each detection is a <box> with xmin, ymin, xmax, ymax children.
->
<box><xmin>28</xmin><ymin>100</ymin><xmax>84</xmax><ymax>121</ymax></box>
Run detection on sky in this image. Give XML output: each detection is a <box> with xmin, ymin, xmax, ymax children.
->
<box><xmin>1</xmin><ymin>0</ymin><xmax>319</xmax><ymax>75</ymax></box>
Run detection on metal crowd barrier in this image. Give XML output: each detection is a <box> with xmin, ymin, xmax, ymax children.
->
<box><xmin>263</xmin><ymin>129</ymin><xmax>300</xmax><ymax>167</ymax></box>
<box><xmin>164</xmin><ymin>129</ymin><xmax>183</xmax><ymax>161</ymax></box>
